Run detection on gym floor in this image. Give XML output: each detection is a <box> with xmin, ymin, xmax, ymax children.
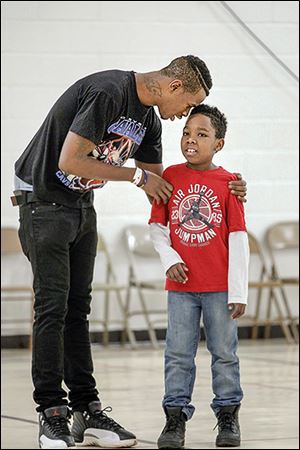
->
<box><xmin>1</xmin><ymin>339</ymin><xmax>299</xmax><ymax>449</ymax></box>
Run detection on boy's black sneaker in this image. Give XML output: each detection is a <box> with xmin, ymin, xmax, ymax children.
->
<box><xmin>71</xmin><ymin>401</ymin><xmax>137</xmax><ymax>447</ymax></box>
<box><xmin>38</xmin><ymin>405</ymin><xmax>75</xmax><ymax>449</ymax></box>
<box><xmin>157</xmin><ymin>406</ymin><xmax>186</xmax><ymax>449</ymax></box>
<box><xmin>215</xmin><ymin>405</ymin><xmax>241</xmax><ymax>447</ymax></box>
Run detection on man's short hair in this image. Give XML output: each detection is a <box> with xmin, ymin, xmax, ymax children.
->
<box><xmin>161</xmin><ymin>55</ymin><xmax>212</xmax><ymax>95</ymax></box>
<box><xmin>189</xmin><ymin>104</ymin><xmax>227</xmax><ymax>139</ymax></box>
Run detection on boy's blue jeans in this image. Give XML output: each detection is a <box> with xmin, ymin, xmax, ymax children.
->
<box><xmin>163</xmin><ymin>291</ymin><xmax>243</xmax><ymax>420</ymax></box>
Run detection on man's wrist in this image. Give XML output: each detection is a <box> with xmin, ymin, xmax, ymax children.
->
<box><xmin>138</xmin><ymin>169</ymin><xmax>148</xmax><ymax>188</ymax></box>
<box><xmin>131</xmin><ymin>167</ymin><xmax>143</xmax><ymax>185</ymax></box>
<box><xmin>131</xmin><ymin>167</ymin><xmax>148</xmax><ymax>188</ymax></box>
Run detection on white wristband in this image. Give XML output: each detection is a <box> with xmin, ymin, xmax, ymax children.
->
<box><xmin>132</xmin><ymin>167</ymin><xmax>143</xmax><ymax>186</ymax></box>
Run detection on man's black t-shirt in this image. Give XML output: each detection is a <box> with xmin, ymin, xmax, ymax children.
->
<box><xmin>15</xmin><ymin>70</ymin><xmax>162</xmax><ymax>208</ymax></box>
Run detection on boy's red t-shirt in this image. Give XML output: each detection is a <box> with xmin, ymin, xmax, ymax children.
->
<box><xmin>149</xmin><ymin>164</ymin><xmax>247</xmax><ymax>292</ymax></box>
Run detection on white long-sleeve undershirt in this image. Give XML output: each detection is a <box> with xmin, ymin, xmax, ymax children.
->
<box><xmin>149</xmin><ymin>223</ymin><xmax>249</xmax><ymax>304</ymax></box>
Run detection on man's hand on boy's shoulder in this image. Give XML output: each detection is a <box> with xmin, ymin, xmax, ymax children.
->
<box><xmin>167</xmin><ymin>263</ymin><xmax>189</xmax><ymax>284</ymax></box>
<box><xmin>228</xmin><ymin>173</ymin><xmax>247</xmax><ymax>203</ymax></box>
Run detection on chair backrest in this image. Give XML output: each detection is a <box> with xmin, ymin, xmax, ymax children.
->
<box><xmin>97</xmin><ymin>233</ymin><xmax>109</xmax><ymax>255</ymax></box>
<box><xmin>1</xmin><ymin>228</ymin><xmax>33</xmax><ymax>344</ymax></box>
<box><xmin>1</xmin><ymin>227</ymin><xmax>22</xmax><ymax>254</ymax></box>
<box><xmin>123</xmin><ymin>225</ymin><xmax>164</xmax><ymax>283</ymax></box>
<box><xmin>266</xmin><ymin>222</ymin><xmax>299</xmax><ymax>251</ymax></box>
<box><xmin>247</xmin><ymin>230</ymin><xmax>274</xmax><ymax>291</ymax></box>
<box><xmin>247</xmin><ymin>231</ymin><xmax>268</xmax><ymax>268</ymax></box>
<box><xmin>248</xmin><ymin>232</ymin><xmax>261</xmax><ymax>255</ymax></box>
<box><xmin>265</xmin><ymin>222</ymin><xmax>299</xmax><ymax>280</ymax></box>
<box><xmin>1</xmin><ymin>228</ymin><xmax>32</xmax><ymax>284</ymax></box>
<box><xmin>124</xmin><ymin>225</ymin><xmax>158</xmax><ymax>257</ymax></box>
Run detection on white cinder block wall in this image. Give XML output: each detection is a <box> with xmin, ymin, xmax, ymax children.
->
<box><xmin>1</xmin><ymin>1</ymin><xmax>299</xmax><ymax>336</ymax></box>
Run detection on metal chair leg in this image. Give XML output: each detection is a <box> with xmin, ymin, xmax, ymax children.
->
<box><xmin>118</xmin><ymin>286</ymin><xmax>138</xmax><ymax>349</ymax></box>
<box><xmin>264</xmin><ymin>289</ymin><xmax>273</xmax><ymax>339</ymax></box>
<box><xmin>102</xmin><ymin>291</ymin><xmax>109</xmax><ymax>346</ymax></box>
<box><xmin>272</xmin><ymin>291</ymin><xmax>295</xmax><ymax>344</ymax></box>
<box><xmin>251</xmin><ymin>286</ymin><xmax>263</xmax><ymax>339</ymax></box>
<box><xmin>279</xmin><ymin>286</ymin><xmax>299</xmax><ymax>342</ymax></box>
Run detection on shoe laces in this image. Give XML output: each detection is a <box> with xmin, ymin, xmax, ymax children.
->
<box><xmin>214</xmin><ymin>412</ymin><xmax>236</xmax><ymax>432</ymax></box>
<box><xmin>92</xmin><ymin>406</ymin><xmax>124</xmax><ymax>432</ymax></box>
<box><xmin>47</xmin><ymin>413</ymin><xmax>71</xmax><ymax>436</ymax></box>
<box><xmin>165</xmin><ymin>415</ymin><xmax>184</xmax><ymax>433</ymax></box>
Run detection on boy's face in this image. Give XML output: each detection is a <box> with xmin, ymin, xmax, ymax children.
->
<box><xmin>181</xmin><ymin>113</ymin><xmax>224</xmax><ymax>169</ymax></box>
<box><xmin>157</xmin><ymin>85</ymin><xmax>207</xmax><ymax>121</ymax></box>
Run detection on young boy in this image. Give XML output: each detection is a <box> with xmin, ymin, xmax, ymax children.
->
<box><xmin>149</xmin><ymin>104</ymin><xmax>249</xmax><ymax>449</ymax></box>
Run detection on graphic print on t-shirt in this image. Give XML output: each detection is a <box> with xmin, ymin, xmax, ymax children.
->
<box><xmin>55</xmin><ymin>116</ymin><xmax>146</xmax><ymax>192</ymax></box>
<box><xmin>171</xmin><ymin>183</ymin><xmax>223</xmax><ymax>246</ymax></box>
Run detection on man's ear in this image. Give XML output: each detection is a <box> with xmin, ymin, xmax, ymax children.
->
<box><xmin>169</xmin><ymin>79</ymin><xmax>183</xmax><ymax>92</ymax></box>
<box><xmin>215</xmin><ymin>138</ymin><xmax>225</xmax><ymax>152</ymax></box>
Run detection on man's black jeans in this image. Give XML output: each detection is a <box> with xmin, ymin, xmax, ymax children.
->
<box><xmin>18</xmin><ymin>200</ymin><xmax>99</xmax><ymax>412</ymax></box>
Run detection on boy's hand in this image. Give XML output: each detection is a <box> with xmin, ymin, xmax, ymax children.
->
<box><xmin>228</xmin><ymin>173</ymin><xmax>247</xmax><ymax>203</ymax></box>
<box><xmin>228</xmin><ymin>303</ymin><xmax>246</xmax><ymax>319</ymax></box>
<box><xmin>166</xmin><ymin>263</ymin><xmax>189</xmax><ymax>283</ymax></box>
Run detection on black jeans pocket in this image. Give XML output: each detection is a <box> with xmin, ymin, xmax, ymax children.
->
<box><xmin>30</xmin><ymin>201</ymin><xmax>65</xmax><ymax>213</ymax></box>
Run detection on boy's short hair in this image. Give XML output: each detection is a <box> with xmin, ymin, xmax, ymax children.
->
<box><xmin>161</xmin><ymin>55</ymin><xmax>212</xmax><ymax>95</ymax></box>
<box><xmin>189</xmin><ymin>104</ymin><xmax>227</xmax><ymax>139</ymax></box>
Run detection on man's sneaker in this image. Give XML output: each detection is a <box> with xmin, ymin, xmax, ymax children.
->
<box><xmin>157</xmin><ymin>406</ymin><xmax>186</xmax><ymax>449</ymax></box>
<box><xmin>71</xmin><ymin>401</ymin><xmax>137</xmax><ymax>448</ymax></box>
<box><xmin>39</xmin><ymin>405</ymin><xmax>75</xmax><ymax>449</ymax></box>
<box><xmin>215</xmin><ymin>405</ymin><xmax>241</xmax><ymax>447</ymax></box>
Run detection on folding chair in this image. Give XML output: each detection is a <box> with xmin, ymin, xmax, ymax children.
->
<box><xmin>246</xmin><ymin>231</ymin><xmax>296</xmax><ymax>343</ymax></box>
<box><xmin>1</xmin><ymin>227</ymin><xmax>34</xmax><ymax>348</ymax></box>
<box><xmin>90</xmin><ymin>233</ymin><xmax>136</xmax><ymax>347</ymax></box>
<box><xmin>123</xmin><ymin>225</ymin><xmax>166</xmax><ymax>349</ymax></box>
<box><xmin>265</xmin><ymin>222</ymin><xmax>299</xmax><ymax>342</ymax></box>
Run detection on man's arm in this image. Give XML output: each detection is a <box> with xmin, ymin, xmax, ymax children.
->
<box><xmin>135</xmin><ymin>163</ymin><xmax>247</xmax><ymax>204</ymax></box>
<box><xmin>58</xmin><ymin>131</ymin><xmax>173</xmax><ymax>203</ymax></box>
<box><xmin>135</xmin><ymin>160</ymin><xmax>163</xmax><ymax>177</ymax></box>
<box><xmin>59</xmin><ymin>131</ymin><xmax>137</xmax><ymax>181</ymax></box>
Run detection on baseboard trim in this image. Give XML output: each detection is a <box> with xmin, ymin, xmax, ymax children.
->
<box><xmin>1</xmin><ymin>325</ymin><xmax>297</xmax><ymax>349</ymax></box>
